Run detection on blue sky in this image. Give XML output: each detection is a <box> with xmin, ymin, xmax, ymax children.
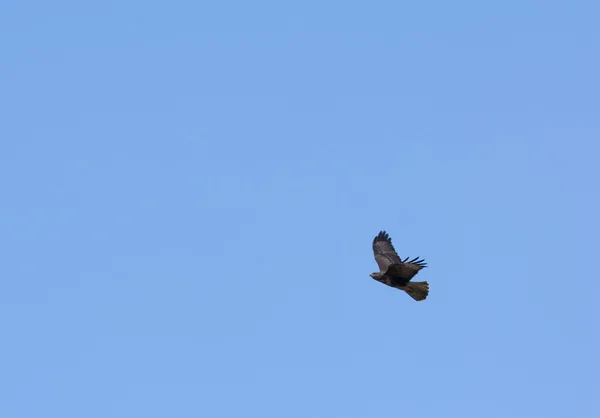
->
<box><xmin>1</xmin><ymin>1</ymin><xmax>599</xmax><ymax>417</ymax></box>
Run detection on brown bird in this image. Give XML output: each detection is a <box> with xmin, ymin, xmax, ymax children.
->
<box><xmin>370</xmin><ymin>231</ymin><xmax>429</xmax><ymax>301</ymax></box>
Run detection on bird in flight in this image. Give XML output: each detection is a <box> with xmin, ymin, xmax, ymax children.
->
<box><xmin>370</xmin><ymin>231</ymin><xmax>429</xmax><ymax>301</ymax></box>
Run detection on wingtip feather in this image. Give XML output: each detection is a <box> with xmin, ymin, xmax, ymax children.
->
<box><xmin>374</xmin><ymin>230</ymin><xmax>391</xmax><ymax>243</ymax></box>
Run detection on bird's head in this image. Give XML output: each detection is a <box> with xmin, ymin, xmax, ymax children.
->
<box><xmin>370</xmin><ymin>272</ymin><xmax>382</xmax><ymax>280</ymax></box>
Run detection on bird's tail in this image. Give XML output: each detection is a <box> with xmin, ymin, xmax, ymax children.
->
<box><xmin>404</xmin><ymin>281</ymin><xmax>429</xmax><ymax>301</ymax></box>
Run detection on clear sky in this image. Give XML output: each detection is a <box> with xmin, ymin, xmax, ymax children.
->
<box><xmin>1</xmin><ymin>1</ymin><xmax>598</xmax><ymax>417</ymax></box>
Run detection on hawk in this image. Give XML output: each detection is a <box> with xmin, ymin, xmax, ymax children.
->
<box><xmin>370</xmin><ymin>231</ymin><xmax>429</xmax><ymax>301</ymax></box>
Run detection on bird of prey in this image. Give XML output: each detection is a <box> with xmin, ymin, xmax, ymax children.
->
<box><xmin>370</xmin><ymin>231</ymin><xmax>429</xmax><ymax>301</ymax></box>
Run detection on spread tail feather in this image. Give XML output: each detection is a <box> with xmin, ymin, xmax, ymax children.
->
<box><xmin>403</xmin><ymin>281</ymin><xmax>429</xmax><ymax>301</ymax></box>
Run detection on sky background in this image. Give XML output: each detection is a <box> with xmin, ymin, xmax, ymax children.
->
<box><xmin>1</xmin><ymin>1</ymin><xmax>599</xmax><ymax>417</ymax></box>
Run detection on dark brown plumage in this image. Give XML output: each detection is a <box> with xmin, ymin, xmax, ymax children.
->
<box><xmin>370</xmin><ymin>231</ymin><xmax>429</xmax><ymax>301</ymax></box>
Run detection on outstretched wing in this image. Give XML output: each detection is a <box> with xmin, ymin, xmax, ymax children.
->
<box><xmin>373</xmin><ymin>231</ymin><xmax>402</xmax><ymax>272</ymax></box>
<box><xmin>385</xmin><ymin>256</ymin><xmax>427</xmax><ymax>281</ymax></box>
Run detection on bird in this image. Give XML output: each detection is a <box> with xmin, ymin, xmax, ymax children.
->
<box><xmin>370</xmin><ymin>231</ymin><xmax>429</xmax><ymax>301</ymax></box>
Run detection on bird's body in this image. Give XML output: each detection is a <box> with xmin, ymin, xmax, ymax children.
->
<box><xmin>370</xmin><ymin>231</ymin><xmax>429</xmax><ymax>301</ymax></box>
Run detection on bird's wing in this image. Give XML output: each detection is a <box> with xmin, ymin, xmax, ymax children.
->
<box><xmin>373</xmin><ymin>231</ymin><xmax>403</xmax><ymax>272</ymax></box>
<box><xmin>385</xmin><ymin>256</ymin><xmax>427</xmax><ymax>280</ymax></box>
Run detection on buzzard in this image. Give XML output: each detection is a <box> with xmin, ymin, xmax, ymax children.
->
<box><xmin>370</xmin><ymin>231</ymin><xmax>429</xmax><ymax>301</ymax></box>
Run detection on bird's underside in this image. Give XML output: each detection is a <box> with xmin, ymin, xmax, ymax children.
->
<box><xmin>371</xmin><ymin>231</ymin><xmax>429</xmax><ymax>301</ymax></box>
